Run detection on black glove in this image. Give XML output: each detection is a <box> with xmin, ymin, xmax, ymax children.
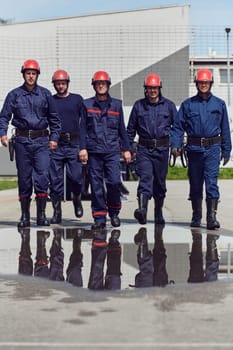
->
<box><xmin>222</xmin><ymin>157</ymin><xmax>230</xmax><ymax>166</ymax></box>
<box><xmin>171</xmin><ymin>148</ymin><xmax>181</xmax><ymax>157</ymax></box>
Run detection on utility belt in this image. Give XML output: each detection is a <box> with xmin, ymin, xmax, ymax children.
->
<box><xmin>139</xmin><ymin>136</ymin><xmax>169</xmax><ymax>148</ymax></box>
<box><xmin>187</xmin><ymin>135</ymin><xmax>221</xmax><ymax>147</ymax></box>
<box><xmin>59</xmin><ymin>132</ymin><xmax>78</xmax><ymax>142</ymax></box>
<box><xmin>16</xmin><ymin>128</ymin><xmax>49</xmax><ymax>138</ymax></box>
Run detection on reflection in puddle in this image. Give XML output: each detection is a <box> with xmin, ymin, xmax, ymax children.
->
<box><xmin>18</xmin><ymin>227</ymin><xmax>123</xmax><ymax>290</ymax></box>
<box><xmin>133</xmin><ymin>225</ymin><xmax>168</xmax><ymax>288</ymax></box>
<box><xmin>188</xmin><ymin>230</ymin><xmax>219</xmax><ymax>283</ymax></box>
<box><xmin>0</xmin><ymin>223</ymin><xmax>233</xmax><ymax>290</ymax></box>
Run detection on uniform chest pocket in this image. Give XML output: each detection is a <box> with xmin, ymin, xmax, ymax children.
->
<box><xmin>210</xmin><ymin>109</ymin><xmax>222</xmax><ymax>118</ymax></box>
<box><xmin>138</xmin><ymin>112</ymin><xmax>149</xmax><ymax>127</ymax></box>
<box><xmin>107</xmin><ymin>115</ymin><xmax>118</xmax><ymax>129</ymax></box>
<box><xmin>36</xmin><ymin>100</ymin><xmax>48</xmax><ymax>113</ymax></box>
<box><xmin>158</xmin><ymin>112</ymin><xmax>170</xmax><ymax>120</ymax></box>
<box><xmin>186</xmin><ymin>111</ymin><xmax>200</xmax><ymax>119</ymax></box>
<box><xmin>14</xmin><ymin>100</ymin><xmax>27</xmax><ymax>111</ymax></box>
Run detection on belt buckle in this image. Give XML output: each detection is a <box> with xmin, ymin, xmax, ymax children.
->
<box><xmin>28</xmin><ymin>130</ymin><xmax>33</xmax><ymax>138</ymax></box>
<box><xmin>152</xmin><ymin>139</ymin><xmax>157</xmax><ymax>147</ymax></box>
<box><xmin>200</xmin><ymin>137</ymin><xmax>206</xmax><ymax>147</ymax></box>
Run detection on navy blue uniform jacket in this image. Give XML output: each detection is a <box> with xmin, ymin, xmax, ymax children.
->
<box><xmin>0</xmin><ymin>84</ymin><xmax>61</xmax><ymax>141</ymax></box>
<box><xmin>79</xmin><ymin>95</ymin><xmax>130</xmax><ymax>153</ymax></box>
<box><xmin>127</xmin><ymin>96</ymin><xmax>177</xmax><ymax>147</ymax></box>
<box><xmin>171</xmin><ymin>94</ymin><xmax>232</xmax><ymax>158</ymax></box>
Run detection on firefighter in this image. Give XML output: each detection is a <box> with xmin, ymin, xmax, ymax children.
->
<box><xmin>0</xmin><ymin>59</ymin><xmax>61</xmax><ymax>228</ymax></box>
<box><xmin>187</xmin><ymin>230</ymin><xmax>219</xmax><ymax>283</ymax></box>
<box><xmin>127</xmin><ymin>73</ymin><xmax>177</xmax><ymax>225</ymax></box>
<box><xmin>79</xmin><ymin>71</ymin><xmax>131</xmax><ymax>229</ymax></box>
<box><xmin>49</xmin><ymin>69</ymin><xmax>84</xmax><ymax>224</ymax></box>
<box><xmin>88</xmin><ymin>229</ymin><xmax>122</xmax><ymax>290</ymax></box>
<box><xmin>133</xmin><ymin>225</ymin><xmax>168</xmax><ymax>288</ymax></box>
<box><xmin>171</xmin><ymin>68</ymin><xmax>232</xmax><ymax>229</ymax></box>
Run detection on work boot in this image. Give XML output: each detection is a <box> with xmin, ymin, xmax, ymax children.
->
<box><xmin>187</xmin><ymin>232</ymin><xmax>204</xmax><ymax>283</ymax></box>
<box><xmin>49</xmin><ymin>229</ymin><xmax>64</xmax><ymax>281</ymax></box>
<box><xmin>134</xmin><ymin>227</ymin><xmax>153</xmax><ymax>287</ymax></box>
<box><xmin>36</xmin><ymin>196</ymin><xmax>50</xmax><ymax>226</ymax></box>
<box><xmin>18</xmin><ymin>227</ymin><xmax>33</xmax><ymax>276</ymax></box>
<box><xmin>205</xmin><ymin>234</ymin><xmax>219</xmax><ymax>282</ymax></box>
<box><xmin>66</xmin><ymin>229</ymin><xmax>84</xmax><ymax>287</ymax></box>
<box><xmin>134</xmin><ymin>194</ymin><xmax>149</xmax><ymax>225</ymax></box>
<box><xmin>110</xmin><ymin>214</ymin><xmax>121</xmax><ymax>227</ymax></box>
<box><xmin>50</xmin><ymin>199</ymin><xmax>62</xmax><ymax>224</ymax></box>
<box><xmin>91</xmin><ymin>221</ymin><xmax>106</xmax><ymax>230</ymax></box>
<box><xmin>206</xmin><ymin>199</ymin><xmax>220</xmax><ymax>230</ymax></box>
<box><xmin>50</xmin><ymin>228</ymin><xmax>63</xmax><ymax>256</ymax></box>
<box><xmin>153</xmin><ymin>224</ymin><xmax>168</xmax><ymax>287</ymax></box>
<box><xmin>109</xmin><ymin>229</ymin><xmax>121</xmax><ymax>245</ymax></box>
<box><xmin>190</xmin><ymin>198</ymin><xmax>202</xmax><ymax>227</ymax></box>
<box><xmin>18</xmin><ymin>197</ymin><xmax>31</xmax><ymax>228</ymax></box>
<box><xmin>34</xmin><ymin>230</ymin><xmax>50</xmax><ymax>277</ymax></box>
<box><xmin>36</xmin><ymin>230</ymin><xmax>50</xmax><ymax>261</ymax></box>
<box><xmin>88</xmin><ymin>230</ymin><xmax>108</xmax><ymax>290</ymax></box>
<box><xmin>154</xmin><ymin>199</ymin><xmax>165</xmax><ymax>225</ymax></box>
<box><xmin>134</xmin><ymin>227</ymin><xmax>150</xmax><ymax>260</ymax></box>
<box><xmin>72</xmin><ymin>193</ymin><xmax>83</xmax><ymax>218</ymax></box>
<box><xmin>105</xmin><ymin>230</ymin><xmax>122</xmax><ymax>290</ymax></box>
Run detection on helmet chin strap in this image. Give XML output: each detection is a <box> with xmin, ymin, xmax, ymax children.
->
<box><xmin>54</xmin><ymin>85</ymin><xmax>69</xmax><ymax>97</ymax></box>
<box><xmin>96</xmin><ymin>91</ymin><xmax>108</xmax><ymax>100</ymax></box>
<box><xmin>196</xmin><ymin>82</ymin><xmax>212</xmax><ymax>99</ymax></box>
<box><xmin>198</xmin><ymin>90</ymin><xmax>211</xmax><ymax>100</ymax></box>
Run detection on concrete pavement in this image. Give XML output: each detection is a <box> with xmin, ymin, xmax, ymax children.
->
<box><xmin>1</xmin><ymin>180</ymin><xmax>233</xmax><ymax>349</ymax></box>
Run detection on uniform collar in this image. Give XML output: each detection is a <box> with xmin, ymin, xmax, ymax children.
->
<box><xmin>21</xmin><ymin>84</ymin><xmax>39</xmax><ymax>95</ymax></box>
<box><xmin>195</xmin><ymin>92</ymin><xmax>213</xmax><ymax>102</ymax></box>
<box><xmin>94</xmin><ymin>94</ymin><xmax>112</xmax><ymax>107</ymax></box>
<box><xmin>144</xmin><ymin>96</ymin><xmax>164</xmax><ymax>108</ymax></box>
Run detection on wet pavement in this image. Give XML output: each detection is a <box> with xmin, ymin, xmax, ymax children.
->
<box><xmin>1</xmin><ymin>181</ymin><xmax>233</xmax><ymax>349</ymax></box>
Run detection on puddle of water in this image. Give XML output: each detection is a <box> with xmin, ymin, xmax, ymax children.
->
<box><xmin>0</xmin><ymin>223</ymin><xmax>232</xmax><ymax>289</ymax></box>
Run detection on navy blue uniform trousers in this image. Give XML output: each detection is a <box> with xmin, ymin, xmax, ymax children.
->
<box><xmin>88</xmin><ymin>152</ymin><xmax>121</xmax><ymax>223</ymax></box>
<box><xmin>15</xmin><ymin>137</ymin><xmax>50</xmax><ymax>198</ymax></box>
<box><xmin>49</xmin><ymin>144</ymin><xmax>83</xmax><ymax>200</ymax></box>
<box><xmin>136</xmin><ymin>145</ymin><xmax>169</xmax><ymax>201</ymax></box>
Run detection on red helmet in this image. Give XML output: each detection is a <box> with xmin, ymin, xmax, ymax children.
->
<box><xmin>21</xmin><ymin>59</ymin><xmax>40</xmax><ymax>74</ymax></box>
<box><xmin>52</xmin><ymin>69</ymin><xmax>70</xmax><ymax>83</ymax></box>
<box><xmin>194</xmin><ymin>69</ymin><xmax>213</xmax><ymax>83</ymax></box>
<box><xmin>92</xmin><ymin>71</ymin><xmax>111</xmax><ymax>85</ymax></box>
<box><xmin>144</xmin><ymin>73</ymin><xmax>162</xmax><ymax>88</ymax></box>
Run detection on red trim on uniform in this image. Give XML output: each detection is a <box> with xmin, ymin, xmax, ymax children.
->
<box><xmin>92</xmin><ymin>241</ymin><xmax>108</xmax><ymax>247</ymax></box>
<box><xmin>108</xmin><ymin>247</ymin><xmax>122</xmax><ymax>252</ymax></box>
<box><xmin>36</xmin><ymin>259</ymin><xmax>49</xmax><ymax>265</ymax></box>
<box><xmin>107</xmin><ymin>111</ymin><xmax>119</xmax><ymax>116</ymax></box>
<box><xmin>93</xmin><ymin>211</ymin><xmax>108</xmax><ymax>217</ymax></box>
<box><xmin>87</xmin><ymin>109</ymin><xmax>101</xmax><ymax>114</ymax></box>
<box><xmin>108</xmin><ymin>204</ymin><xmax>122</xmax><ymax>209</ymax></box>
<box><xmin>19</xmin><ymin>255</ymin><xmax>31</xmax><ymax>260</ymax></box>
<box><xmin>87</xmin><ymin>109</ymin><xmax>119</xmax><ymax>116</ymax></box>
<box><xmin>36</xmin><ymin>193</ymin><xmax>48</xmax><ymax>198</ymax></box>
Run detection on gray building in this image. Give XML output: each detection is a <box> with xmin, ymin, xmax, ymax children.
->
<box><xmin>0</xmin><ymin>5</ymin><xmax>190</xmax><ymax>175</ymax></box>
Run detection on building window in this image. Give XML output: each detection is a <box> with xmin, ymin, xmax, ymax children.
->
<box><xmin>219</xmin><ymin>69</ymin><xmax>233</xmax><ymax>83</ymax></box>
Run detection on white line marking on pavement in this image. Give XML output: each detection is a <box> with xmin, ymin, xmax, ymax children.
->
<box><xmin>0</xmin><ymin>343</ymin><xmax>233</xmax><ymax>348</ymax></box>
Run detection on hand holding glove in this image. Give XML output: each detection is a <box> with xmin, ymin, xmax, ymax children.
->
<box><xmin>222</xmin><ymin>157</ymin><xmax>230</xmax><ymax>166</ymax></box>
<box><xmin>171</xmin><ymin>148</ymin><xmax>181</xmax><ymax>157</ymax></box>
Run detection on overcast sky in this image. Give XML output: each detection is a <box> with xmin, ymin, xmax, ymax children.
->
<box><xmin>0</xmin><ymin>0</ymin><xmax>233</xmax><ymax>26</ymax></box>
